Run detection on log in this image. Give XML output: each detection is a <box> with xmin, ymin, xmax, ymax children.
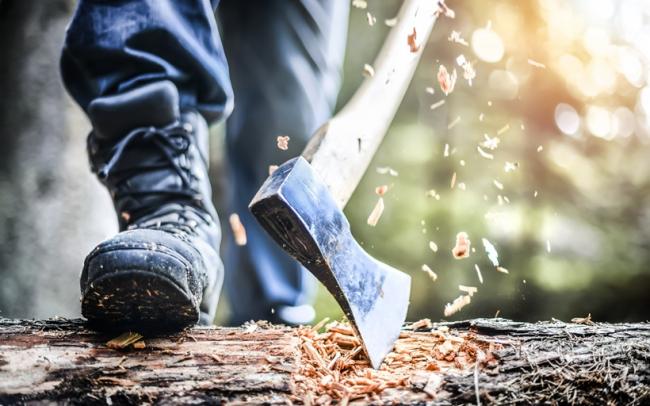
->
<box><xmin>0</xmin><ymin>318</ymin><xmax>648</xmax><ymax>405</ymax></box>
<box><xmin>0</xmin><ymin>319</ymin><xmax>299</xmax><ymax>405</ymax></box>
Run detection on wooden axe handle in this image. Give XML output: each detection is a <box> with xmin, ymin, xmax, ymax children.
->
<box><xmin>302</xmin><ymin>0</ymin><xmax>443</xmax><ymax>208</ymax></box>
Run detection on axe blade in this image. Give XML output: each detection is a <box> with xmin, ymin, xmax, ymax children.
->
<box><xmin>250</xmin><ymin>157</ymin><xmax>411</xmax><ymax>368</ymax></box>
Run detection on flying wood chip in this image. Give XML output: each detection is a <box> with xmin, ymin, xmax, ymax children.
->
<box><xmin>504</xmin><ymin>161</ymin><xmax>518</xmax><ymax>172</ymax></box>
<box><xmin>496</xmin><ymin>266</ymin><xmax>509</xmax><ymax>274</ymax></box>
<box><xmin>375</xmin><ymin>185</ymin><xmax>389</xmax><ymax>196</ymax></box>
<box><xmin>458</xmin><ymin>285</ymin><xmax>477</xmax><ymax>296</ymax></box>
<box><xmin>367</xmin><ymin>197</ymin><xmax>385</xmax><ymax>226</ymax></box>
<box><xmin>527</xmin><ymin>58</ymin><xmax>546</xmax><ymax>69</ymax></box>
<box><xmin>477</xmin><ymin>146</ymin><xmax>494</xmax><ymax>160</ymax></box>
<box><xmin>362</xmin><ymin>63</ymin><xmax>375</xmax><ymax>78</ymax></box>
<box><xmin>437</xmin><ymin>64</ymin><xmax>457</xmax><ymax>96</ymax></box>
<box><xmin>475</xmin><ymin>264</ymin><xmax>484</xmax><ymax>284</ymax></box>
<box><xmin>410</xmin><ymin>318</ymin><xmax>433</xmax><ymax>330</ymax></box>
<box><xmin>421</xmin><ymin>264</ymin><xmax>438</xmax><ymax>282</ymax></box>
<box><xmin>571</xmin><ymin>313</ymin><xmax>595</xmax><ymax>325</ymax></box>
<box><xmin>482</xmin><ymin>238</ymin><xmax>499</xmax><ymax>266</ymax></box>
<box><xmin>481</xmin><ymin>134</ymin><xmax>500</xmax><ymax>150</ymax></box>
<box><xmin>376</xmin><ymin>166</ymin><xmax>399</xmax><ymax>176</ymax></box>
<box><xmin>426</xmin><ymin>189</ymin><xmax>440</xmax><ymax>200</ymax></box>
<box><xmin>444</xmin><ymin>294</ymin><xmax>471</xmax><ymax>317</ymax></box>
<box><xmin>456</xmin><ymin>54</ymin><xmax>476</xmax><ymax>86</ymax></box>
<box><xmin>437</xmin><ymin>0</ymin><xmax>456</xmax><ymax>19</ymax></box>
<box><xmin>430</xmin><ymin>99</ymin><xmax>445</xmax><ymax>110</ymax></box>
<box><xmin>452</xmin><ymin>232</ymin><xmax>470</xmax><ymax>259</ymax></box>
<box><xmin>497</xmin><ymin>124</ymin><xmax>510</xmax><ymax>135</ymax></box>
<box><xmin>229</xmin><ymin>213</ymin><xmax>247</xmax><ymax>246</ymax></box>
<box><xmin>448</xmin><ymin>30</ymin><xmax>468</xmax><ymax>46</ymax></box>
<box><xmin>366</xmin><ymin>12</ymin><xmax>376</xmax><ymax>26</ymax></box>
<box><xmin>276</xmin><ymin>135</ymin><xmax>290</xmax><ymax>150</ymax></box>
<box><xmin>447</xmin><ymin>116</ymin><xmax>461</xmax><ymax>129</ymax></box>
<box><xmin>407</xmin><ymin>27</ymin><xmax>419</xmax><ymax>53</ymax></box>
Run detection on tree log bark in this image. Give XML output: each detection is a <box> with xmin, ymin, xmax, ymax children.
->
<box><xmin>0</xmin><ymin>318</ymin><xmax>648</xmax><ymax>405</ymax></box>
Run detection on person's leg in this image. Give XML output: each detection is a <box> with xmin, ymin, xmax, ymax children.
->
<box><xmin>61</xmin><ymin>0</ymin><xmax>231</xmax><ymax>123</ymax></box>
<box><xmin>60</xmin><ymin>0</ymin><xmax>232</xmax><ymax>329</ymax></box>
<box><xmin>218</xmin><ymin>0</ymin><xmax>349</xmax><ymax>325</ymax></box>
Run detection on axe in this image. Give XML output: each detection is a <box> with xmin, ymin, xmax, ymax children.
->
<box><xmin>250</xmin><ymin>0</ymin><xmax>442</xmax><ymax>368</ymax></box>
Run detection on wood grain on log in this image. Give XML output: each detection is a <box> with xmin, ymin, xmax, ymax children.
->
<box><xmin>435</xmin><ymin>319</ymin><xmax>650</xmax><ymax>405</ymax></box>
<box><xmin>0</xmin><ymin>319</ymin><xmax>299</xmax><ymax>405</ymax></box>
<box><xmin>0</xmin><ymin>318</ymin><xmax>648</xmax><ymax>405</ymax></box>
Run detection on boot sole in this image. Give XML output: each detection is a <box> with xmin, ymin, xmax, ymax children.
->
<box><xmin>82</xmin><ymin>269</ymin><xmax>199</xmax><ymax>333</ymax></box>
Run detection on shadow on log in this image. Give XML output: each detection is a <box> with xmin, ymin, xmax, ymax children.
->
<box><xmin>0</xmin><ymin>318</ymin><xmax>648</xmax><ymax>405</ymax></box>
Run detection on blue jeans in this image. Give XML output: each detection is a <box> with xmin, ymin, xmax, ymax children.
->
<box><xmin>61</xmin><ymin>0</ymin><xmax>349</xmax><ymax>324</ymax></box>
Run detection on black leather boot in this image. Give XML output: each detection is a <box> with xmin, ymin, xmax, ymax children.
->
<box><xmin>80</xmin><ymin>81</ymin><xmax>223</xmax><ymax>331</ymax></box>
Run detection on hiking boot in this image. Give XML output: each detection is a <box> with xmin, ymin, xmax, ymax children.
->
<box><xmin>80</xmin><ymin>81</ymin><xmax>223</xmax><ymax>332</ymax></box>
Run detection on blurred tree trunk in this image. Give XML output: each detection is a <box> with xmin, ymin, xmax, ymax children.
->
<box><xmin>0</xmin><ymin>0</ymin><xmax>115</xmax><ymax>318</ymax></box>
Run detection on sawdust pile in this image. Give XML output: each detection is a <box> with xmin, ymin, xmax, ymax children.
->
<box><xmin>294</xmin><ymin>319</ymin><xmax>499</xmax><ymax>404</ymax></box>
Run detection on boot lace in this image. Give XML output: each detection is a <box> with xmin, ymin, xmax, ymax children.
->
<box><xmin>93</xmin><ymin>121</ymin><xmax>211</xmax><ymax>234</ymax></box>
<box><xmin>97</xmin><ymin>121</ymin><xmax>198</xmax><ymax>199</ymax></box>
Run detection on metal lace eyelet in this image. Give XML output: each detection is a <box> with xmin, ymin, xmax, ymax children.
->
<box><xmin>98</xmin><ymin>166</ymin><xmax>109</xmax><ymax>179</ymax></box>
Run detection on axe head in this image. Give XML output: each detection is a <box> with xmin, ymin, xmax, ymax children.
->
<box><xmin>249</xmin><ymin>157</ymin><xmax>411</xmax><ymax>368</ymax></box>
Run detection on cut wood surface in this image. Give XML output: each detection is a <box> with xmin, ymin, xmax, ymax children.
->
<box><xmin>0</xmin><ymin>318</ymin><xmax>648</xmax><ymax>405</ymax></box>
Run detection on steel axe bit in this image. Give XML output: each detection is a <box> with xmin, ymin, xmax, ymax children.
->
<box><xmin>250</xmin><ymin>0</ymin><xmax>443</xmax><ymax>368</ymax></box>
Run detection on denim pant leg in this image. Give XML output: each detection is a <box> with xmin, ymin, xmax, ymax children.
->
<box><xmin>60</xmin><ymin>0</ymin><xmax>232</xmax><ymax>124</ymax></box>
<box><xmin>218</xmin><ymin>1</ymin><xmax>349</xmax><ymax>324</ymax></box>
